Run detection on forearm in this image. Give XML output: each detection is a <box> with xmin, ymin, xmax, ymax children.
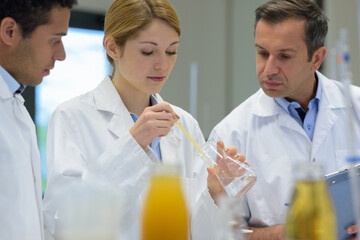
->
<box><xmin>247</xmin><ymin>225</ymin><xmax>284</xmax><ymax>240</ymax></box>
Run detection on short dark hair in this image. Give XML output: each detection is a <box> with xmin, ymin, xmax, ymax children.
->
<box><xmin>255</xmin><ymin>0</ymin><xmax>328</xmax><ymax>61</ymax></box>
<box><xmin>0</xmin><ymin>0</ymin><xmax>78</xmax><ymax>38</ymax></box>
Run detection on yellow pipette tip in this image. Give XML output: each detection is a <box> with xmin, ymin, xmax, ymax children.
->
<box><xmin>175</xmin><ymin>122</ymin><xmax>212</xmax><ymax>166</ymax></box>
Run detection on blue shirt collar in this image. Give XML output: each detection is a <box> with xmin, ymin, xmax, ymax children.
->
<box><xmin>274</xmin><ymin>74</ymin><xmax>322</xmax><ymax>113</ymax></box>
<box><xmin>129</xmin><ymin>94</ymin><xmax>159</xmax><ymax>121</ymax></box>
<box><xmin>274</xmin><ymin>74</ymin><xmax>321</xmax><ymax>141</ymax></box>
<box><xmin>0</xmin><ymin>65</ymin><xmax>25</xmax><ymax>94</ymax></box>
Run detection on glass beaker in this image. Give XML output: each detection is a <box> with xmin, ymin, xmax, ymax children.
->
<box><xmin>202</xmin><ymin>138</ymin><xmax>257</xmax><ymax>198</ymax></box>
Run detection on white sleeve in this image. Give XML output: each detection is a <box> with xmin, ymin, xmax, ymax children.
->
<box><xmin>43</xmin><ymin>107</ymin><xmax>156</xmax><ymax>238</ymax></box>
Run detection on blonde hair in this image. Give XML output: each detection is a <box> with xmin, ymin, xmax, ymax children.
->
<box><xmin>104</xmin><ymin>0</ymin><xmax>181</xmax><ymax>66</ymax></box>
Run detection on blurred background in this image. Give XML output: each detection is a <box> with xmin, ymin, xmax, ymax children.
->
<box><xmin>20</xmin><ymin>0</ymin><xmax>359</xmax><ymax>191</ymax></box>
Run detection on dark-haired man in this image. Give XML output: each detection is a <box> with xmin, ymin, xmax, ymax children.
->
<box><xmin>210</xmin><ymin>0</ymin><xmax>360</xmax><ymax>239</ymax></box>
<box><xmin>0</xmin><ymin>0</ymin><xmax>77</xmax><ymax>239</ymax></box>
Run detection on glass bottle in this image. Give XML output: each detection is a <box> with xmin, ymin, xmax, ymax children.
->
<box><xmin>141</xmin><ymin>164</ymin><xmax>189</xmax><ymax>240</ymax></box>
<box><xmin>285</xmin><ymin>163</ymin><xmax>336</xmax><ymax>240</ymax></box>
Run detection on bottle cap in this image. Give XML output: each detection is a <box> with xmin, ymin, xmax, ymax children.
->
<box><xmin>154</xmin><ymin>163</ymin><xmax>180</xmax><ymax>176</ymax></box>
<box><xmin>293</xmin><ymin>163</ymin><xmax>324</xmax><ymax>180</ymax></box>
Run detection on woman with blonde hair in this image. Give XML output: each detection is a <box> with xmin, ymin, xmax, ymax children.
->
<box><xmin>43</xmin><ymin>0</ymin><xmax>239</xmax><ymax>239</ymax></box>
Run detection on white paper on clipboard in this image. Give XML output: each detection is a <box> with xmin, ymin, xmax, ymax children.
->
<box><xmin>325</xmin><ymin>164</ymin><xmax>360</xmax><ymax>240</ymax></box>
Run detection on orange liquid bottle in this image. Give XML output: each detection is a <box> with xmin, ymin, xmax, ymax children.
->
<box><xmin>141</xmin><ymin>164</ymin><xmax>189</xmax><ymax>240</ymax></box>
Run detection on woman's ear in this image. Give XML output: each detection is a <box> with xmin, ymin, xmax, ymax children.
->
<box><xmin>310</xmin><ymin>46</ymin><xmax>327</xmax><ymax>72</ymax></box>
<box><xmin>104</xmin><ymin>36</ymin><xmax>120</xmax><ymax>61</ymax></box>
<box><xmin>0</xmin><ymin>17</ymin><xmax>21</xmax><ymax>46</ymax></box>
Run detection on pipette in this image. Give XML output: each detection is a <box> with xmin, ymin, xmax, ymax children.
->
<box><xmin>174</xmin><ymin>122</ymin><xmax>212</xmax><ymax>166</ymax></box>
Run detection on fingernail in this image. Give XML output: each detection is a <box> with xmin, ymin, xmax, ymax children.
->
<box><xmin>347</xmin><ymin>227</ymin><xmax>353</xmax><ymax>234</ymax></box>
<box><xmin>351</xmin><ymin>226</ymin><xmax>356</xmax><ymax>234</ymax></box>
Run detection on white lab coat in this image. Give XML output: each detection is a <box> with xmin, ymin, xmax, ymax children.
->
<box><xmin>43</xmin><ymin>76</ymin><xmax>219</xmax><ymax>240</ymax></box>
<box><xmin>0</xmin><ymin>75</ymin><xmax>44</xmax><ymax>239</ymax></box>
<box><xmin>209</xmin><ymin>71</ymin><xmax>360</xmax><ymax>228</ymax></box>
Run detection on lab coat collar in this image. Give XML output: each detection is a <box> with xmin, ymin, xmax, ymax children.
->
<box><xmin>252</xmin><ymin>91</ymin><xmax>307</xmax><ymax>134</ymax></box>
<box><xmin>252</xmin><ymin>71</ymin><xmax>347</xmax><ymax>155</ymax></box>
<box><xmin>153</xmin><ymin>93</ymin><xmax>164</xmax><ymax>103</ymax></box>
<box><xmin>246</xmin><ymin>85</ymin><xmax>307</xmax><ymax>136</ymax></box>
<box><xmin>0</xmin><ymin>65</ymin><xmax>22</xmax><ymax>95</ymax></box>
<box><xmin>93</xmin><ymin>76</ymin><xmax>127</xmax><ymax>116</ymax></box>
<box><xmin>251</xmin><ymin>88</ymin><xmax>281</xmax><ymax>117</ymax></box>
<box><xmin>311</xmin><ymin>71</ymin><xmax>344</xmax><ymax>156</ymax></box>
<box><xmin>0</xmin><ymin>73</ymin><xmax>14</xmax><ymax>100</ymax></box>
<box><xmin>251</xmin><ymin>71</ymin><xmax>346</xmax><ymax>117</ymax></box>
<box><xmin>251</xmin><ymin>71</ymin><xmax>346</xmax><ymax>141</ymax></box>
<box><xmin>93</xmin><ymin>76</ymin><xmax>134</xmax><ymax>137</ymax></box>
<box><xmin>0</xmin><ymin>74</ymin><xmax>25</xmax><ymax>103</ymax></box>
<box><xmin>93</xmin><ymin>76</ymin><xmax>165</xmax><ymax>116</ymax></box>
<box><xmin>317</xmin><ymin>71</ymin><xmax>346</xmax><ymax>109</ymax></box>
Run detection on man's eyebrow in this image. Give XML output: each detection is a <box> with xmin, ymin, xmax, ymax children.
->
<box><xmin>279</xmin><ymin>48</ymin><xmax>296</xmax><ymax>53</ymax></box>
<box><xmin>255</xmin><ymin>44</ymin><xmax>296</xmax><ymax>53</ymax></box>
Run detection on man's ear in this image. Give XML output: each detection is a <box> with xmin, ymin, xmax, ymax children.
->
<box><xmin>310</xmin><ymin>46</ymin><xmax>327</xmax><ymax>72</ymax></box>
<box><xmin>0</xmin><ymin>17</ymin><xmax>21</xmax><ymax>46</ymax></box>
<box><xmin>104</xmin><ymin>36</ymin><xmax>121</xmax><ymax>62</ymax></box>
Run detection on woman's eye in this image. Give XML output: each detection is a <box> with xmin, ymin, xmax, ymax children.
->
<box><xmin>166</xmin><ymin>51</ymin><xmax>177</xmax><ymax>56</ymax></box>
<box><xmin>258</xmin><ymin>52</ymin><xmax>268</xmax><ymax>57</ymax></box>
<box><xmin>142</xmin><ymin>51</ymin><xmax>153</xmax><ymax>56</ymax></box>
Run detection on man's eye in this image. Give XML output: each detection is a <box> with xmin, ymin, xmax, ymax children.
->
<box><xmin>51</xmin><ymin>40</ymin><xmax>61</xmax><ymax>46</ymax></box>
<box><xmin>281</xmin><ymin>55</ymin><xmax>291</xmax><ymax>59</ymax></box>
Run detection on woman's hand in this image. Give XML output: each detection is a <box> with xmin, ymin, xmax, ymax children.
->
<box><xmin>129</xmin><ymin>102</ymin><xmax>179</xmax><ymax>149</ymax></box>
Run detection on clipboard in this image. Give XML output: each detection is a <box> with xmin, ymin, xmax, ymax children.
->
<box><xmin>325</xmin><ymin>165</ymin><xmax>360</xmax><ymax>240</ymax></box>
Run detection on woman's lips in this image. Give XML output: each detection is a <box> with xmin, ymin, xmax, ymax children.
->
<box><xmin>148</xmin><ymin>76</ymin><xmax>165</xmax><ymax>82</ymax></box>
